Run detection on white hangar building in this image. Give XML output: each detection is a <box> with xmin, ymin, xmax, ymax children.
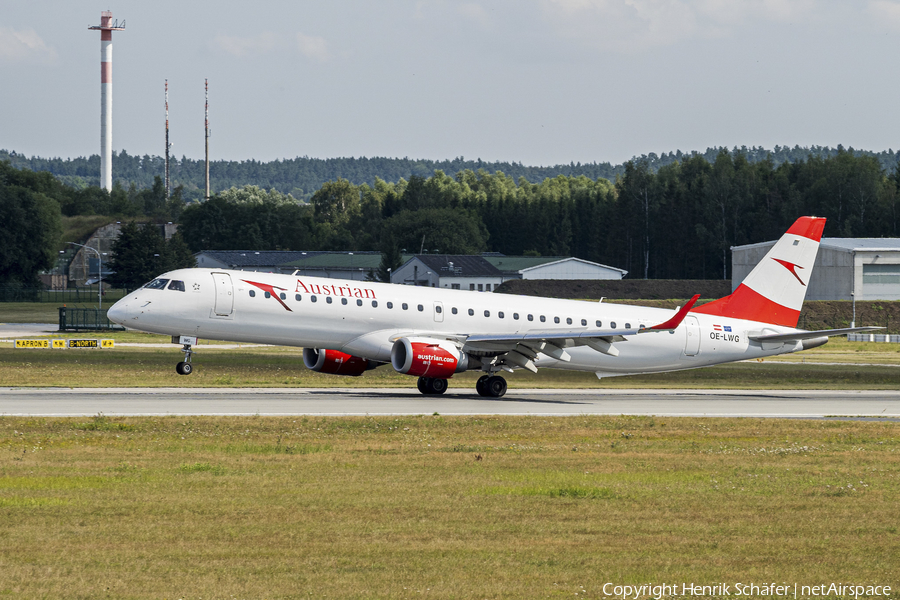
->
<box><xmin>732</xmin><ymin>238</ymin><xmax>900</xmax><ymax>301</ymax></box>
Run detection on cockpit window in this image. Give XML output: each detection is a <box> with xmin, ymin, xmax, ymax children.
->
<box><xmin>145</xmin><ymin>279</ymin><xmax>169</xmax><ymax>290</ymax></box>
<box><xmin>167</xmin><ymin>280</ymin><xmax>186</xmax><ymax>292</ymax></box>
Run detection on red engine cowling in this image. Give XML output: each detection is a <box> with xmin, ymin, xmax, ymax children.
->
<box><xmin>391</xmin><ymin>337</ymin><xmax>469</xmax><ymax>378</ymax></box>
<box><xmin>303</xmin><ymin>348</ymin><xmax>373</xmax><ymax>377</ymax></box>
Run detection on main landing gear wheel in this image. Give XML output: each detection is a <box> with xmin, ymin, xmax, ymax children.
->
<box><xmin>476</xmin><ymin>375</ymin><xmax>507</xmax><ymax>398</ymax></box>
<box><xmin>175</xmin><ymin>361</ymin><xmax>193</xmax><ymax>375</ymax></box>
<box><xmin>417</xmin><ymin>377</ymin><xmax>448</xmax><ymax>395</ymax></box>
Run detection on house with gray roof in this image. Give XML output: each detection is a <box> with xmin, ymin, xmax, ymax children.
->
<box><xmin>391</xmin><ymin>255</ymin><xmax>504</xmax><ymax>291</ymax></box>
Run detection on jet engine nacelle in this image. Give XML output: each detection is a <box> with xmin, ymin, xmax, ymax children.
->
<box><xmin>391</xmin><ymin>337</ymin><xmax>469</xmax><ymax>378</ymax></box>
<box><xmin>303</xmin><ymin>348</ymin><xmax>375</xmax><ymax>377</ymax></box>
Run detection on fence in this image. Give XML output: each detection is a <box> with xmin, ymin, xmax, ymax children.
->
<box><xmin>847</xmin><ymin>333</ymin><xmax>900</xmax><ymax>343</ymax></box>
<box><xmin>58</xmin><ymin>307</ymin><xmax>125</xmax><ymax>331</ymax></box>
<box><xmin>0</xmin><ymin>287</ymin><xmax>127</xmax><ymax>303</ymax></box>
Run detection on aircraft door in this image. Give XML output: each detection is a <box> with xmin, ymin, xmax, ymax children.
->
<box><xmin>683</xmin><ymin>315</ymin><xmax>700</xmax><ymax>356</ymax></box>
<box><xmin>433</xmin><ymin>301</ymin><xmax>444</xmax><ymax>323</ymax></box>
<box><xmin>212</xmin><ymin>272</ymin><xmax>234</xmax><ymax>316</ymax></box>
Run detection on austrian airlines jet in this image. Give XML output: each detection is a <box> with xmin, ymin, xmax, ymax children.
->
<box><xmin>107</xmin><ymin>217</ymin><xmax>878</xmax><ymax>397</ymax></box>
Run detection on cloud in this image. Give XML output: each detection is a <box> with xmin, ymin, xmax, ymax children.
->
<box><xmin>296</xmin><ymin>33</ymin><xmax>329</xmax><ymax>62</ymax></box>
<box><xmin>211</xmin><ymin>32</ymin><xmax>281</xmax><ymax>57</ymax></box>
<box><xmin>541</xmin><ymin>0</ymin><xmax>817</xmax><ymax>53</ymax></box>
<box><xmin>211</xmin><ymin>31</ymin><xmax>329</xmax><ymax>61</ymax></box>
<box><xmin>0</xmin><ymin>26</ymin><xmax>57</xmax><ymax>63</ymax></box>
<box><xmin>457</xmin><ymin>3</ymin><xmax>492</xmax><ymax>27</ymax></box>
<box><xmin>868</xmin><ymin>0</ymin><xmax>900</xmax><ymax>30</ymax></box>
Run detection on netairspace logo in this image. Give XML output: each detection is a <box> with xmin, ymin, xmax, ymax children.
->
<box><xmin>601</xmin><ymin>582</ymin><xmax>892</xmax><ymax>599</ymax></box>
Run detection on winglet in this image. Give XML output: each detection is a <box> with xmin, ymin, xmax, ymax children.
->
<box><xmin>645</xmin><ymin>294</ymin><xmax>700</xmax><ymax>331</ymax></box>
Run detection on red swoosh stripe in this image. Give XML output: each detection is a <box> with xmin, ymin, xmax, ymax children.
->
<box><xmin>242</xmin><ymin>280</ymin><xmax>293</xmax><ymax>312</ymax></box>
<box><xmin>772</xmin><ymin>258</ymin><xmax>807</xmax><ymax>286</ymax></box>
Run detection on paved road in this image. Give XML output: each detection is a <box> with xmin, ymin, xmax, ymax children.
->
<box><xmin>1</xmin><ymin>388</ymin><xmax>898</xmax><ymax>418</ymax></box>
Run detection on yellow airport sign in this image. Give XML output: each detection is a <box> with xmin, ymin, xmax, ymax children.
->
<box><xmin>68</xmin><ymin>339</ymin><xmax>99</xmax><ymax>349</ymax></box>
<box><xmin>15</xmin><ymin>339</ymin><xmax>50</xmax><ymax>349</ymax></box>
<box><xmin>52</xmin><ymin>339</ymin><xmax>67</xmax><ymax>348</ymax></box>
<box><xmin>101</xmin><ymin>339</ymin><xmax>115</xmax><ymax>348</ymax></box>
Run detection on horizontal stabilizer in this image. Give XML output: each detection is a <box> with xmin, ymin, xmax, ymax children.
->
<box><xmin>749</xmin><ymin>326</ymin><xmax>883</xmax><ymax>343</ymax></box>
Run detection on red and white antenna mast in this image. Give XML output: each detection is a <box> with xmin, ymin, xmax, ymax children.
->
<box><xmin>88</xmin><ymin>11</ymin><xmax>125</xmax><ymax>191</ymax></box>
<box><xmin>205</xmin><ymin>78</ymin><xmax>210</xmax><ymax>200</ymax></box>
<box><xmin>165</xmin><ymin>80</ymin><xmax>170</xmax><ymax>198</ymax></box>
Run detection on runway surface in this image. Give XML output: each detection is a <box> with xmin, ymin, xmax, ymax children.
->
<box><xmin>1</xmin><ymin>387</ymin><xmax>899</xmax><ymax>418</ymax></box>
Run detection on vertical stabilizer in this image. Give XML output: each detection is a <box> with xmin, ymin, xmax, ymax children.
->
<box><xmin>692</xmin><ymin>216</ymin><xmax>825</xmax><ymax>327</ymax></box>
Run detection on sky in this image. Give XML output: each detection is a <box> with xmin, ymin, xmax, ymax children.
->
<box><xmin>1</xmin><ymin>0</ymin><xmax>899</xmax><ymax>167</ymax></box>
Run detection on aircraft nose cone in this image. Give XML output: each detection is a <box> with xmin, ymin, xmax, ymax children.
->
<box><xmin>107</xmin><ymin>299</ymin><xmax>128</xmax><ymax>325</ymax></box>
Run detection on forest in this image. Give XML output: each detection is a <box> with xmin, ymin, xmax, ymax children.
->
<box><xmin>1</xmin><ymin>144</ymin><xmax>897</xmax><ymax>203</ymax></box>
<box><xmin>178</xmin><ymin>149</ymin><xmax>900</xmax><ymax>281</ymax></box>
<box><xmin>1</xmin><ymin>146</ymin><xmax>898</xmax><ymax>287</ymax></box>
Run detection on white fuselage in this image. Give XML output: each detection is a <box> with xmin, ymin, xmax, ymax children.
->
<box><xmin>108</xmin><ymin>269</ymin><xmax>810</xmax><ymax>378</ymax></box>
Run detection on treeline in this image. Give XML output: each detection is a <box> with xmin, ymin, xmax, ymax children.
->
<box><xmin>179</xmin><ymin>149</ymin><xmax>900</xmax><ymax>281</ymax></box>
<box><xmin>4</xmin><ymin>147</ymin><xmax>900</xmax><ymax>287</ymax></box>
<box><xmin>0</xmin><ymin>159</ymin><xmax>184</xmax><ymax>286</ymax></box>
<box><xmin>3</xmin><ymin>144</ymin><xmax>898</xmax><ymax>203</ymax></box>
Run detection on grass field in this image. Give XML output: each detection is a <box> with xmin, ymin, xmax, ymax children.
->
<box><xmin>1</xmin><ymin>335</ymin><xmax>898</xmax><ymax>389</ymax></box>
<box><xmin>0</xmin><ymin>415</ymin><xmax>897</xmax><ymax>599</ymax></box>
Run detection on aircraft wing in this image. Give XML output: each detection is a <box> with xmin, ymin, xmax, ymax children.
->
<box><xmin>460</xmin><ymin>295</ymin><xmax>701</xmax><ymax>371</ymax></box>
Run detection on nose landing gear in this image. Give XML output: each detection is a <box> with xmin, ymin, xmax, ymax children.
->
<box><xmin>173</xmin><ymin>336</ymin><xmax>197</xmax><ymax>375</ymax></box>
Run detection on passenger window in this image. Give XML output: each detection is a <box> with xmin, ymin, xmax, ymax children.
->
<box><xmin>311</xmin><ymin>295</ymin><xmax>317</xmax><ymax>302</ymax></box>
<box><xmin>372</xmin><ymin>301</ymin><xmax>378</xmax><ymax>307</ymax></box>
<box><xmin>451</xmin><ymin>307</ymin><xmax>458</xmax><ymax>315</ymax></box>
<box><xmin>167</xmin><ymin>280</ymin><xmax>185</xmax><ymax>292</ymax></box>
<box><xmin>326</xmin><ymin>297</ymin><xmax>333</xmax><ymax>304</ymax></box>
<box><xmin>540</xmin><ymin>316</ymin><xmax>546</xmax><ymax>323</ymax></box>
<box><xmin>145</xmin><ymin>279</ymin><xmax>169</xmax><ymax>290</ymax></box>
<box><xmin>249</xmin><ymin>290</ymin><xmax>256</xmax><ymax>297</ymax></box>
<box><xmin>513</xmin><ymin>313</ymin><xmax>519</xmax><ymax>320</ymax></box>
<box><xmin>435</xmin><ymin>305</ymin><xmax>442</xmax><ymax>313</ymax></box>
<box><xmin>387</xmin><ymin>302</ymin><xmax>393</xmax><ymax>309</ymax></box>
<box><xmin>357</xmin><ymin>299</ymin><xmax>363</xmax><ymax>306</ymax></box>
<box><xmin>639</xmin><ymin>324</ymin><xmax>646</xmax><ymax>329</ymax></box>
<box><xmin>499</xmin><ymin>311</ymin><xmax>505</xmax><ymax>319</ymax></box>
<box><xmin>596</xmin><ymin>320</ymin><xmax>602</xmax><ymax>327</ymax></box>
<box><xmin>468</xmin><ymin>309</ymin><xmax>474</xmax><ymax>316</ymax></box>
<box><xmin>417</xmin><ymin>304</ymin><xmax>424</xmax><ymax>312</ymax></box>
<box><xmin>280</xmin><ymin>293</ymin><xmax>286</xmax><ymax>300</ymax></box>
<box><xmin>581</xmin><ymin>319</ymin><xmax>587</xmax><ymax>326</ymax></box>
<box><xmin>554</xmin><ymin>317</ymin><xmax>560</xmax><ymax>324</ymax></box>
<box><xmin>402</xmin><ymin>303</ymin><xmax>408</xmax><ymax>310</ymax></box>
<box><xmin>265</xmin><ymin>291</ymin><xmax>271</xmax><ymax>299</ymax></box>
<box><xmin>566</xmin><ymin>318</ymin><xmax>573</xmax><ymax>325</ymax></box>
<box><xmin>528</xmin><ymin>314</ymin><xmax>533</xmax><ymax>321</ymax></box>
<box><xmin>611</xmin><ymin>321</ymin><xmax>617</xmax><ymax>328</ymax></box>
<box><xmin>295</xmin><ymin>294</ymin><xmax>302</xmax><ymax>301</ymax></box>
<box><xmin>625</xmin><ymin>323</ymin><xmax>632</xmax><ymax>329</ymax></box>
<box><xmin>341</xmin><ymin>298</ymin><xmax>348</xmax><ymax>305</ymax></box>
<box><xmin>484</xmin><ymin>310</ymin><xmax>490</xmax><ymax>317</ymax></box>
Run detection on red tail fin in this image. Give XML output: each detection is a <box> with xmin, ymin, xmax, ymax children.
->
<box><xmin>692</xmin><ymin>216</ymin><xmax>825</xmax><ymax>327</ymax></box>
